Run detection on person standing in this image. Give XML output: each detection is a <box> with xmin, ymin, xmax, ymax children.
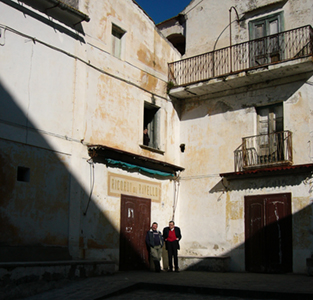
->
<box><xmin>163</xmin><ymin>221</ymin><xmax>182</xmax><ymax>272</ymax></box>
<box><xmin>145</xmin><ymin>222</ymin><xmax>164</xmax><ymax>272</ymax></box>
<box><xmin>143</xmin><ymin>128</ymin><xmax>150</xmax><ymax>146</ymax></box>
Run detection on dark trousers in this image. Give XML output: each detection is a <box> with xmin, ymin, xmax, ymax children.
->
<box><xmin>167</xmin><ymin>241</ymin><xmax>178</xmax><ymax>270</ymax></box>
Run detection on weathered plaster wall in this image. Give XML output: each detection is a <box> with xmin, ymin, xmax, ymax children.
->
<box><xmin>180</xmin><ymin>0</ymin><xmax>313</xmax><ymax>57</ymax></box>
<box><xmin>0</xmin><ymin>140</ymin><xmax>70</xmax><ymax>248</ymax></box>
<box><xmin>79</xmin><ymin>0</ymin><xmax>181</xmax><ymax>164</ymax></box>
<box><xmin>79</xmin><ymin>164</ymin><xmax>176</xmax><ymax>262</ymax></box>
<box><xmin>0</xmin><ymin>0</ymin><xmax>181</xmax><ymax>263</ymax></box>
<box><xmin>182</xmin><ymin>0</ymin><xmax>233</xmax><ymax>56</ymax></box>
<box><xmin>281</xmin><ymin>0</ymin><xmax>313</xmax><ymax>30</ymax></box>
<box><xmin>177</xmin><ymin>76</ymin><xmax>313</xmax><ymax>273</ymax></box>
<box><xmin>172</xmin><ymin>0</ymin><xmax>313</xmax><ymax>273</ymax></box>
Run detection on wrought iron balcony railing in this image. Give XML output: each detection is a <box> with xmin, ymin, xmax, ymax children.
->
<box><xmin>234</xmin><ymin>131</ymin><xmax>292</xmax><ymax>172</ymax></box>
<box><xmin>169</xmin><ymin>25</ymin><xmax>313</xmax><ymax>87</ymax></box>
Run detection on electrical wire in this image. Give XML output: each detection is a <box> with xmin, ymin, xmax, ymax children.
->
<box><xmin>0</xmin><ymin>23</ymin><xmax>169</xmax><ymax>101</ymax></box>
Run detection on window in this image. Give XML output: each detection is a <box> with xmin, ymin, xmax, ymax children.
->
<box><xmin>256</xmin><ymin>103</ymin><xmax>284</xmax><ymax>163</ymax></box>
<box><xmin>112</xmin><ymin>24</ymin><xmax>125</xmax><ymax>59</ymax></box>
<box><xmin>143</xmin><ymin>102</ymin><xmax>160</xmax><ymax>150</ymax></box>
<box><xmin>249</xmin><ymin>13</ymin><xmax>283</xmax><ymax>67</ymax></box>
<box><xmin>17</xmin><ymin>166</ymin><xmax>30</xmax><ymax>182</ymax></box>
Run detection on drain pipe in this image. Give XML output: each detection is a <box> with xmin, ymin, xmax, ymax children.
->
<box><xmin>172</xmin><ymin>173</ymin><xmax>181</xmax><ymax>221</ymax></box>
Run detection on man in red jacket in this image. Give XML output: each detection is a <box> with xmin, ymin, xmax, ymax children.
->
<box><xmin>163</xmin><ymin>221</ymin><xmax>182</xmax><ymax>272</ymax></box>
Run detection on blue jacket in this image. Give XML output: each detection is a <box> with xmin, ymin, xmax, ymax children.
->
<box><xmin>146</xmin><ymin>229</ymin><xmax>164</xmax><ymax>248</ymax></box>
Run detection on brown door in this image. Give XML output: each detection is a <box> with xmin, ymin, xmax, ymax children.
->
<box><xmin>120</xmin><ymin>195</ymin><xmax>150</xmax><ymax>270</ymax></box>
<box><xmin>245</xmin><ymin>193</ymin><xmax>292</xmax><ymax>273</ymax></box>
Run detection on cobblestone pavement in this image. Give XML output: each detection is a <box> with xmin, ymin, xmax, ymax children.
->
<box><xmin>2</xmin><ymin>270</ymin><xmax>312</xmax><ymax>300</ymax></box>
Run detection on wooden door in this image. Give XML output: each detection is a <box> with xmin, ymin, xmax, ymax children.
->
<box><xmin>119</xmin><ymin>195</ymin><xmax>150</xmax><ymax>270</ymax></box>
<box><xmin>245</xmin><ymin>193</ymin><xmax>292</xmax><ymax>273</ymax></box>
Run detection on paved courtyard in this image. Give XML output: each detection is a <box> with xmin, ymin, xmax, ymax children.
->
<box><xmin>1</xmin><ymin>270</ymin><xmax>313</xmax><ymax>300</ymax></box>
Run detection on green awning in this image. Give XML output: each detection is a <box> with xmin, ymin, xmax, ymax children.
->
<box><xmin>105</xmin><ymin>158</ymin><xmax>174</xmax><ymax>177</ymax></box>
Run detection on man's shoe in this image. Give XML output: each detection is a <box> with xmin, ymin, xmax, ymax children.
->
<box><xmin>168</xmin><ymin>269</ymin><xmax>173</xmax><ymax>272</ymax></box>
<box><xmin>175</xmin><ymin>268</ymin><xmax>179</xmax><ymax>272</ymax></box>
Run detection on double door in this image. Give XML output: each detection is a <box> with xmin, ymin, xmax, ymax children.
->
<box><xmin>250</xmin><ymin>13</ymin><xmax>282</xmax><ymax>67</ymax></box>
<box><xmin>245</xmin><ymin>193</ymin><xmax>292</xmax><ymax>273</ymax></box>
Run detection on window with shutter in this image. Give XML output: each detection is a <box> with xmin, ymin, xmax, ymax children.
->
<box><xmin>112</xmin><ymin>24</ymin><xmax>125</xmax><ymax>59</ymax></box>
<box><xmin>256</xmin><ymin>103</ymin><xmax>284</xmax><ymax>163</ymax></box>
<box><xmin>143</xmin><ymin>102</ymin><xmax>161</xmax><ymax>150</ymax></box>
<box><xmin>249</xmin><ymin>12</ymin><xmax>284</xmax><ymax>67</ymax></box>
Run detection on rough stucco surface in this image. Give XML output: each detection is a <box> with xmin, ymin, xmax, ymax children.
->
<box><xmin>173</xmin><ymin>0</ymin><xmax>313</xmax><ymax>273</ymax></box>
<box><xmin>0</xmin><ymin>0</ymin><xmax>181</xmax><ymax>264</ymax></box>
<box><xmin>1</xmin><ymin>0</ymin><xmax>313</xmax><ymax>275</ymax></box>
<box><xmin>0</xmin><ymin>140</ymin><xmax>70</xmax><ymax>247</ymax></box>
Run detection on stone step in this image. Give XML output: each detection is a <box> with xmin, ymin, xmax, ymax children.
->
<box><xmin>0</xmin><ymin>260</ymin><xmax>117</xmax><ymax>284</ymax></box>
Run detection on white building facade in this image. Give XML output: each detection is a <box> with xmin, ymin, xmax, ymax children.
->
<box><xmin>163</xmin><ymin>0</ymin><xmax>313</xmax><ymax>273</ymax></box>
<box><xmin>1</xmin><ymin>0</ymin><xmax>313</xmax><ymax>275</ymax></box>
<box><xmin>0</xmin><ymin>0</ymin><xmax>182</xmax><ymax>270</ymax></box>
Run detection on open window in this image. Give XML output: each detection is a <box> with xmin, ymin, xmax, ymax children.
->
<box><xmin>143</xmin><ymin>102</ymin><xmax>160</xmax><ymax>150</ymax></box>
<box><xmin>112</xmin><ymin>24</ymin><xmax>125</xmax><ymax>59</ymax></box>
<box><xmin>249</xmin><ymin>13</ymin><xmax>283</xmax><ymax>67</ymax></box>
<box><xmin>256</xmin><ymin>103</ymin><xmax>284</xmax><ymax>164</ymax></box>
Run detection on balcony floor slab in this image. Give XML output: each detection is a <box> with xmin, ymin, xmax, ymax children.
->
<box><xmin>170</xmin><ymin>57</ymin><xmax>313</xmax><ymax>99</ymax></box>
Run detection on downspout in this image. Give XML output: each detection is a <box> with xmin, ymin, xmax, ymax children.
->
<box><xmin>172</xmin><ymin>172</ymin><xmax>181</xmax><ymax>221</ymax></box>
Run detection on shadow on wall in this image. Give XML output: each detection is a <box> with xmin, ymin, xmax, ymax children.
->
<box><xmin>181</xmin><ymin>175</ymin><xmax>313</xmax><ymax>273</ymax></box>
<box><xmin>182</xmin><ymin>202</ymin><xmax>312</xmax><ymax>274</ymax></box>
<box><xmin>171</xmin><ymin>76</ymin><xmax>308</xmax><ymax>122</ymax></box>
<box><xmin>0</xmin><ymin>81</ymin><xmax>151</xmax><ymax>270</ymax></box>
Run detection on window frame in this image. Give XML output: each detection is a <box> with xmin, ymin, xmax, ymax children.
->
<box><xmin>111</xmin><ymin>24</ymin><xmax>126</xmax><ymax>59</ymax></box>
<box><xmin>248</xmin><ymin>12</ymin><xmax>284</xmax><ymax>67</ymax></box>
<box><xmin>141</xmin><ymin>102</ymin><xmax>164</xmax><ymax>154</ymax></box>
<box><xmin>256</xmin><ymin>102</ymin><xmax>284</xmax><ymax>162</ymax></box>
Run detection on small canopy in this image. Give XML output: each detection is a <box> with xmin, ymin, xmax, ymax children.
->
<box><xmin>88</xmin><ymin>144</ymin><xmax>184</xmax><ymax>178</ymax></box>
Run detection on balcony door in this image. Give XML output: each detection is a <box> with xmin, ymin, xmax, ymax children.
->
<box><xmin>249</xmin><ymin>13</ymin><xmax>283</xmax><ymax>67</ymax></box>
<box><xmin>257</xmin><ymin>103</ymin><xmax>283</xmax><ymax>164</ymax></box>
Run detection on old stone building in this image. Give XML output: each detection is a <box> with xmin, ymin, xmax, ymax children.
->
<box><xmin>0</xmin><ymin>0</ymin><xmax>313</xmax><ymax>279</ymax></box>
<box><xmin>0</xmin><ymin>0</ymin><xmax>182</xmax><ymax>275</ymax></box>
<box><xmin>161</xmin><ymin>0</ymin><xmax>313</xmax><ymax>273</ymax></box>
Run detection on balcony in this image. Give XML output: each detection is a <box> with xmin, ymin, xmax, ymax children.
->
<box><xmin>234</xmin><ymin>131</ymin><xmax>292</xmax><ymax>172</ymax></box>
<box><xmin>168</xmin><ymin>25</ymin><xmax>313</xmax><ymax>99</ymax></box>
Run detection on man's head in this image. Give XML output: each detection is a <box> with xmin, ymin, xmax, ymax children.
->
<box><xmin>151</xmin><ymin>222</ymin><xmax>158</xmax><ymax>230</ymax></box>
<box><xmin>169</xmin><ymin>221</ymin><xmax>175</xmax><ymax>229</ymax></box>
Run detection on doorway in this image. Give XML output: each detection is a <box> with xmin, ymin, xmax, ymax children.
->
<box><xmin>245</xmin><ymin>193</ymin><xmax>292</xmax><ymax>273</ymax></box>
<box><xmin>119</xmin><ymin>195</ymin><xmax>151</xmax><ymax>270</ymax></box>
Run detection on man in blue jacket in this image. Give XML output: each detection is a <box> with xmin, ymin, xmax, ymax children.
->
<box><xmin>145</xmin><ymin>222</ymin><xmax>164</xmax><ymax>272</ymax></box>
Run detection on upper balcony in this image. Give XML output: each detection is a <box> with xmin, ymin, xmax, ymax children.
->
<box><xmin>168</xmin><ymin>25</ymin><xmax>313</xmax><ymax>99</ymax></box>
